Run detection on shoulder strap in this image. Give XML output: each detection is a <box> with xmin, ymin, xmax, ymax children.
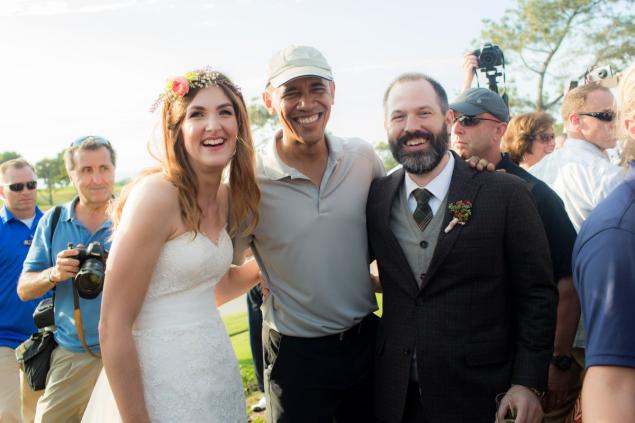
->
<box><xmin>49</xmin><ymin>206</ymin><xmax>62</xmax><ymax>260</ymax></box>
<box><xmin>48</xmin><ymin>206</ymin><xmax>63</xmax><ymax>297</ymax></box>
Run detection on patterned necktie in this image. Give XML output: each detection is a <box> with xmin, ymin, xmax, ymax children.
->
<box><xmin>412</xmin><ymin>188</ymin><xmax>433</xmax><ymax>231</ymax></box>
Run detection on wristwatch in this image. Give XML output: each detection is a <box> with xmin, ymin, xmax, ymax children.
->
<box><xmin>551</xmin><ymin>354</ymin><xmax>573</xmax><ymax>371</ymax></box>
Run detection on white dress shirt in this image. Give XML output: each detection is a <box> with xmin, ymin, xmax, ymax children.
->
<box><xmin>404</xmin><ymin>152</ymin><xmax>455</xmax><ymax>214</ymax></box>
<box><xmin>530</xmin><ymin>138</ymin><xmax>625</xmax><ymax>232</ymax></box>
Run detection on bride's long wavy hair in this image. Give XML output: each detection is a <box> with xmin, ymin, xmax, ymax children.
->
<box><xmin>112</xmin><ymin>71</ymin><xmax>260</xmax><ymax>237</ymax></box>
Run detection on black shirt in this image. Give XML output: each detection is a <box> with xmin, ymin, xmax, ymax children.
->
<box><xmin>496</xmin><ymin>153</ymin><xmax>577</xmax><ymax>280</ymax></box>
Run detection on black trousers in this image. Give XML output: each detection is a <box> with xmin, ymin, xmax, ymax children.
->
<box><xmin>263</xmin><ymin>314</ymin><xmax>379</xmax><ymax>423</ymax></box>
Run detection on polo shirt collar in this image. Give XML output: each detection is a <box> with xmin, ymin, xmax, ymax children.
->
<box><xmin>0</xmin><ymin>206</ymin><xmax>11</xmax><ymax>223</ymax></box>
<box><xmin>1</xmin><ymin>205</ymin><xmax>43</xmax><ymax>224</ymax></box>
<box><xmin>261</xmin><ymin>131</ymin><xmax>342</xmax><ymax>180</ymax></box>
<box><xmin>63</xmin><ymin>197</ymin><xmax>80</xmax><ymax>222</ymax></box>
<box><xmin>61</xmin><ymin>197</ymin><xmax>112</xmax><ymax>230</ymax></box>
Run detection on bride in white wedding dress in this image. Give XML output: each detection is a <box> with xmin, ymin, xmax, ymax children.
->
<box><xmin>82</xmin><ymin>68</ymin><xmax>261</xmax><ymax>423</ymax></box>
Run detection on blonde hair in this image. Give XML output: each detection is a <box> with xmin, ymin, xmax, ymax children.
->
<box><xmin>502</xmin><ymin>112</ymin><xmax>555</xmax><ymax>164</ymax></box>
<box><xmin>561</xmin><ymin>84</ymin><xmax>611</xmax><ymax>123</ymax></box>
<box><xmin>618</xmin><ymin>62</ymin><xmax>635</xmax><ymax>165</ymax></box>
<box><xmin>112</xmin><ymin>71</ymin><xmax>260</xmax><ymax>237</ymax></box>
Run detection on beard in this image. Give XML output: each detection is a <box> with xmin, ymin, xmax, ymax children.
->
<box><xmin>389</xmin><ymin>128</ymin><xmax>448</xmax><ymax>175</ymax></box>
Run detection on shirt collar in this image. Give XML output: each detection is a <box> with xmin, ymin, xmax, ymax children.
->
<box><xmin>260</xmin><ymin>131</ymin><xmax>342</xmax><ymax>180</ymax></box>
<box><xmin>63</xmin><ymin>197</ymin><xmax>80</xmax><ymax>222</ymax></box>
<box><xmin>564</xmin><ymin>138</ymin><xmax>610</xmax><ymax>161</ymax></box>
<box><xmin>1</xmin><ymin>205</ymin><xmax>43</xmax><ymax>223</ymax></box>
<box><xmin>404</xmin><ymin>151</ymin><xmax>455</xmax><ymax>201</ymax></box>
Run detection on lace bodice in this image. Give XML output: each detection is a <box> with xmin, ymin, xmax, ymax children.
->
<box><xmin>82</xmin><ymin>228</ymin><xmax>246</xmax><ymax>422</ymax></box>
<box><xmin>145</xmin><ymin>230</ymin><xmax>231</xmax><ymax>299</ymax></box>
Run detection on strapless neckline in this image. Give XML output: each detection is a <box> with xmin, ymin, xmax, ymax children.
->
<box><xmin>169</xmin><ymin>227</ymin><xmax>229</xmax><ymax>248</ymax></box>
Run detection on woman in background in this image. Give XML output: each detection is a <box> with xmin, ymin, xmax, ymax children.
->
<box><xmin>502</xmin><ymin>111</ymin><xmax>556</xmax><ymax>169</ymax></box>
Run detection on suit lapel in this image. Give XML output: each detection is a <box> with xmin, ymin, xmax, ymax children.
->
<box><xmin>377</xmin><ymin>168</ymin><xmax>420</xmax><ymax>297</ymax></box>
<box><xmin>420</xmin><ymin>155</ymin><xmax>481</xmax><ymax>290</ymax></box>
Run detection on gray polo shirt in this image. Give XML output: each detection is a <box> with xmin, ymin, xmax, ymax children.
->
<box><xmin>235</xmin><ymin>132</ymin><xmax>385</xmax><ymax>337</ymax></box>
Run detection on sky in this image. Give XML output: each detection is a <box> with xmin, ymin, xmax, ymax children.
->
<box><xmin>0</xmin><ymin>0</ymin><xmax>512</xmax><ymax>179</ymax></box>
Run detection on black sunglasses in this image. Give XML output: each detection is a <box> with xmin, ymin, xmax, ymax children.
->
<box><xmin>453</xmin><ymin>115</ymin><xmax>502</xmax><ymax>127</ymax></box>
<box><xmin>4</xmin><ymin>181</ymin><xmax>37</xmax><ymax>192</ymax></box>
<box><xmin>577</xmin><ymin>111</ymin><xmax>615</xmax><ymax>122</ymax></box>
<box><xmin>70</xmin><ymin>136</ymin><xmax>111</xmax><ymax>148</ymax></box>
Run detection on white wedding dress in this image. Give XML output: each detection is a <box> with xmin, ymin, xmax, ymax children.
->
<box><xmin>82</xmin><ymin>230</ymin><xmax>246</xmax><ymax>422</ymax></box>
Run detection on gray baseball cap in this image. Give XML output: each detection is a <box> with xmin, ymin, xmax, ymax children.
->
<box><xmin>450</xmin><ymin>88</ymin><xmax>509</xmax><ymax>122</ymax></box>
<box><xmin>266</xmin><ymin>45</ymin><xmax>333</xmax><ymax>88</ymax></box>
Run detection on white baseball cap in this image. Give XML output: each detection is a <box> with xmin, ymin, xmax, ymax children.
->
<box><xmin>266</xmin><ymin>45</ymin><xmax>333</xmax><ymax>88</ymax></box>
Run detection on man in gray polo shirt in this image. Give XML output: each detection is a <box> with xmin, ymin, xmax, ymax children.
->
<box><xmin>235</xmin><ymin>45</ymin><xmax>384</xmax><ymax>422</ymax></box>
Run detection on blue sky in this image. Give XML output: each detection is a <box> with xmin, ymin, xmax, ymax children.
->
<box><xmin>0</xmin><ymin>0</ymin><xmax>512</xmax><ymax>179</ymax></box>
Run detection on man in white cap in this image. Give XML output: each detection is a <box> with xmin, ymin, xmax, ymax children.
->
<box><xmin>235</xmin><ymin>45</ymin><xmax>385</xmax><ymax>422</ymax></box>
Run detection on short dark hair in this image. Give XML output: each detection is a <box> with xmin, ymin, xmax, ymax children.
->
<box><xmin>383</xmin><ymin>73</ymin><xmax>449</xmax><ymax>114</ymax></box>
<box><xmin>64</xmin><ymin>137</ymin><xmax>117</xmax><ymax>171</ymax></box>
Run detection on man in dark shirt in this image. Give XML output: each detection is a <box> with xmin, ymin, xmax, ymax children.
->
<box><xmin>449</xmin><ymin>88</ymin><xmax>580</xmax><ymax>419</ymax></box>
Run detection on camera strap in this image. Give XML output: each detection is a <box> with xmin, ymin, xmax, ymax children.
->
<box><xmin>72</xmin><ymin>285</ymin><xmax>100</xmax><ymax>358</ymax></box>
<box><xmin>50</xmin><ymin>205</ymin><xmax>99</xmax><ymax>358</ymax></box>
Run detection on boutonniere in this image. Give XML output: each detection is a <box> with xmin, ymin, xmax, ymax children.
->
<box><xmin>444</xmin><ymin>200</ymin><xmax>472</xmax><ymax>233</ymax></box>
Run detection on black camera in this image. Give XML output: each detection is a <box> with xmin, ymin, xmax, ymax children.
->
<box><xmin>473</xmin><ymin>42</ymin><xmax>504</xmax><ymax>70</ymax></box>
<box><xmin>68</xmin><ymin>242</ymin><xmax>108</xmax><ymax>299</ymax></box>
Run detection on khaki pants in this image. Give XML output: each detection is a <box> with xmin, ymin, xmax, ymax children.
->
<box><xmin>34</xmin><ymin>346</ymin><xmax>101</xmax><ymax>423</ymax></box>
<box><xmin>0</xmin><ymin>346</ymin><xmax>42</xmax><ymax>423</ymax></box>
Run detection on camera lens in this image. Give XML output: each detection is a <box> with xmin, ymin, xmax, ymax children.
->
<box><xmin>480</xmin><ymin>51</ymin><xmax>495</xmax><ymax>67</ymax></box>
<box><xmin>74</xmin><ymin>259</ymin><xmax>105</xmax><ymax>299</ymax></box>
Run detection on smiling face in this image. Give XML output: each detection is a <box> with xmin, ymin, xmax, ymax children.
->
<box><xmin>180</xmin><ymin>86</ymin><xmax>239</xmax><ymax>174</ymax></box>
<box><xmin>263</xmin><ymin>76</ymin><xmax>335</xmax><ymax>147</ymax></box>
<box><xmin>68</xmin><ymin>147</ymin><xmax>115</xmax><ymax>208</ymax></box>
<box><xmin>384</xmin><ymin>79</ymin><xmax>451</xmax><ymax>174</ymax></box>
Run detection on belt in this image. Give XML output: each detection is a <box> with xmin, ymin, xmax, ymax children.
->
<box><xmin>268</xmin><ymin>314</ymin><xmax>377</xmax><ymax>342</ymax></box>
<box><xmin>326</xmin><ymin>313</ymin><xmax>376</xmax><ymax>342</ymax></box>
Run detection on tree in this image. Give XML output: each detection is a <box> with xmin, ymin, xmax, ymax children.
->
<box><xmin>36</xmin><ymin>154</ymin><xmax>67</xmax><ymax>205</ymax></box>
<box><xmin>374</xmin><ymin>142</ymin><xmax>399</xmax><ymax>172</ymax></box>
<box><xmin>247</xmin><ymin>98</ymin><xmax>278</xmax><ymax>146</ymax></box>
<box><xmin>480</xmin><ymin>0</ymin><xmax>635</xmax><ymax>112</ymax></box>
<box><xmin>0</xmin><ymin>151</ymin><xmax>21</xmax><ymax>164</ymax></box>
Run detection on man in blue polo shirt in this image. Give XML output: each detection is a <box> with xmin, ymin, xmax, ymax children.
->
<box><xmin>18</xmin><ymin>136</ymin><xmax>116</xmax><ymax>423</ymax></box>
<box><xmin>1</xmin><ymin>158</ymin><xmax>45</xmax><ymax>423</ymax></box>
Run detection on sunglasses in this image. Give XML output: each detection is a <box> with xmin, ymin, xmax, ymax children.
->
<box><xmin>453</xmin><ymin>115</ymin><xmax>502</xmax><ymax>127</ymax></box>
<box><xmin>4</xmin><ymin>181</ymin><xmax>37</xmax><ymax>192</ymax></box>
<box><xmin>577</xmin><ymin>111</ymin><xmax>615</xmax><ymax>122</ymax></box>
<box><xmin>70</xmin><ymin>136</ymin><xmax>112</xmax><ymax>148</ymax></box>
<box><xmin>535</xmin><ymin>133</ymin><xmax>555</xmax><ymax>142</ymax></box>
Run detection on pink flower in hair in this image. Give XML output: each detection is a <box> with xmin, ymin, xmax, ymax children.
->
<box><xmin>171</xmin><ymin>76</ymin><xmax>190</xmax><ymax>97</ymax></box>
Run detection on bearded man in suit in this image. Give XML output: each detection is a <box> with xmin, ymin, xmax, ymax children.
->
<box><xmin>367</xmin><ymin>73</ymin><xmax>558</xmax><ymax>423</ymax></box>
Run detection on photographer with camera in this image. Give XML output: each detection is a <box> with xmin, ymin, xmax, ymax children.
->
<box><xmin>17</xmin><ymin>136</ymin><xmax>116</xmax><ymax>423</ymax></box>
<box><xmin>1</xmin><ymin>159</ymin><xmax>45</xmax><ymax>423</ymax></box>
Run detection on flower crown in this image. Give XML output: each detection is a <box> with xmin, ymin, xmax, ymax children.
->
<box><xmin>150</xmin><ymin>67</ymin><xmax>242</xmax><ymax>112</ymax></box>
